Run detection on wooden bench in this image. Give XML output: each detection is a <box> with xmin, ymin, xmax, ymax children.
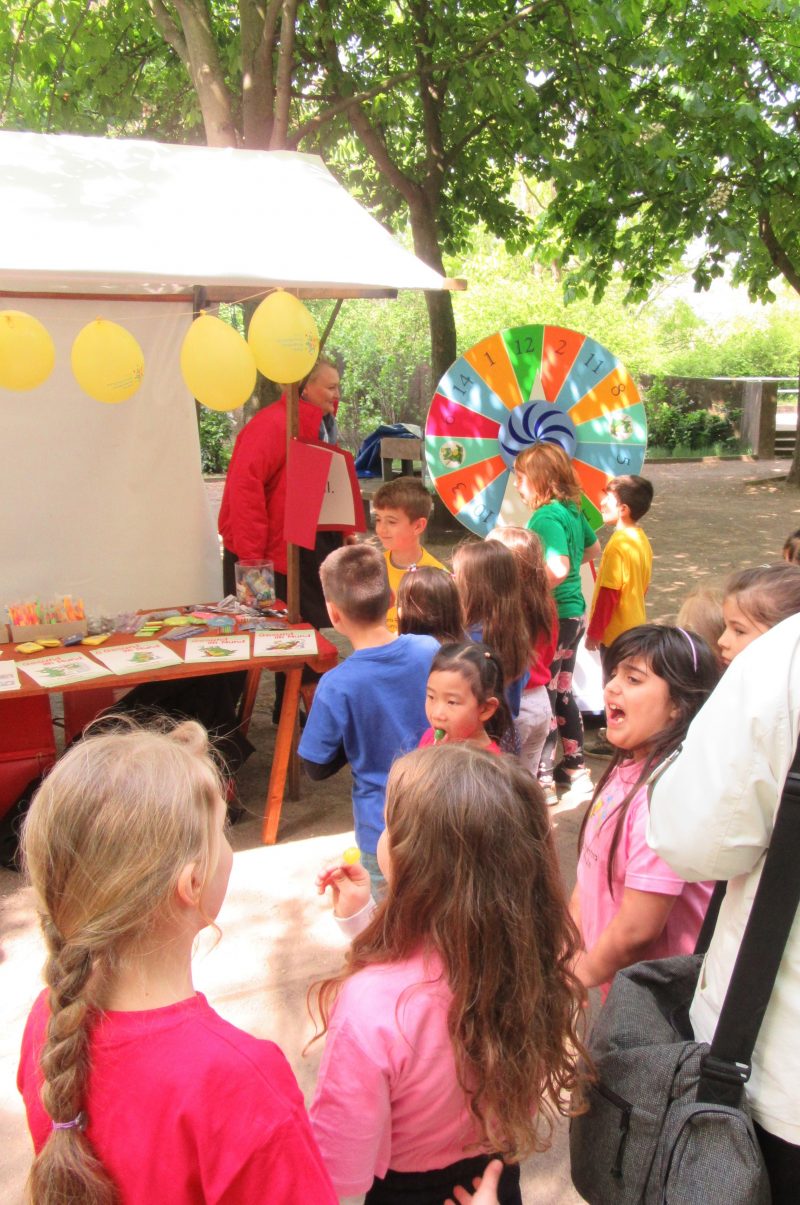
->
<box><xmin>380</xmin><ymin>436</ymin><xmax>424</xmax><ymax>481</ymax></box>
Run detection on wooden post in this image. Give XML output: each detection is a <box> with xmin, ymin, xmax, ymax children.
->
<box><xmin>286</xmin><ymin>380</ymin><xmax>300</xmax><ymax>622</ymax></box>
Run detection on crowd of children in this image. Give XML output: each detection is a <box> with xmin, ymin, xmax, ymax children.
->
<box><xmin>15</xmin><ymin>453</ymin><xmax>800</xmax><ymax>1203</ymax></box>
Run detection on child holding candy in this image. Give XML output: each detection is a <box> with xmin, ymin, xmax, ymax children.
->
<box><xmin>311</xmin><ymin>744</ymin><xmax>588</xmax><ymax>1203</ymax></box>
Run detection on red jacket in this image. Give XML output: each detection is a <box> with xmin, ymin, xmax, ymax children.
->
<box><xmin>218</xmin><ymin>395</ymin><xmax>327</xmax><ymax>573</ymax></box>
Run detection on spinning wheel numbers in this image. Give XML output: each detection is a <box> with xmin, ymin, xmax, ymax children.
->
<box><xmin>425</xmin><ymin>324</ymin><xmax>647</xmax><ymax>536</ymax></box>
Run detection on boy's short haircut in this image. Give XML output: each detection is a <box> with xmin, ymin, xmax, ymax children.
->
<box><xmin>320</xmin><ymin>544</ymin><xmax>392</xmax><ymax>624</ymax></box>
<box><xmin>607</xmin><ymin>474</ymin><xmax>654</xmax><ymax>522</ymax></box>
<box><xmin>372</xmin><ymin>477</ymin><xmax>433</xmax><ymax>523</ymax></box>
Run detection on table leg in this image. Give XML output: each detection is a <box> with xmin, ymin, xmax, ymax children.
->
<box><xmin>262</xmin><ymin>665</ymin><xmax>302</xmax><ymax>844</ymax></box>
<box><xmin>238</xmin><ymin>668</ymin><xmax>262</xmax><ymax>738</ymax></box>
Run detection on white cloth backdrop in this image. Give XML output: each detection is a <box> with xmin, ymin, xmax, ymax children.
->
<box><xmin>0</xmin><ymin>298</ymin><xmax>221</xmax><ymax>615</ymax></box>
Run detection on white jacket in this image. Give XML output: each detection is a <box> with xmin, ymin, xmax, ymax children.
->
<box><xmin>647</xmin><ymin>613</ymin><xmax>800</xmax><ymax>1144</ymax></box>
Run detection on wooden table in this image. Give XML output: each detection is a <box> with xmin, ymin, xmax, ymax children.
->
<box><xmin>1</xmin><ymin>624</ymin><xmax>338</xmax><ymax>845</ymax></box>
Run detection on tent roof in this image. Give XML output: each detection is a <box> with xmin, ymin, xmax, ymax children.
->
<box><xmin>0</xmin><ymin>132</ymin><xmax>463</xmax><ymax>301</ymax></box>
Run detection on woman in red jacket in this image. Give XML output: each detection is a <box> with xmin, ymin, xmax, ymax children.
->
<box><xmin>218</xmin><ymin>356</ymin><xmax>343</xmax><ymax>628</ymax></box>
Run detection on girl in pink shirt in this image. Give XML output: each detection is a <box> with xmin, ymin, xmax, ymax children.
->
<box><xmin>17</xmin><ymin>722</ymin><xmax>336</xmax><ymax>1205</ymax></box>
<box><xmin>311</xmin><ymin>744</ymin><xmax>589</xmax><ymax>1203</ymax></box>
<box><xmin>572</xmin><ymin>624</ymin><xmax>719</xmax><ymax>998</ymax></box>
<box><xmin>419</xmin><ymin>641</ymin><xmax>513</xmax><ymax>754</ymax></box>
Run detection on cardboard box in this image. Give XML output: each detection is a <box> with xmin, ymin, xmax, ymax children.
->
<box><xmin>10</xmin><ymin>620</ymin><xmax>87</xmax><ymax>643</ymax></box>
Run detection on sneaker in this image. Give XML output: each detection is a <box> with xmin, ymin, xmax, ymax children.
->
<box><xmin>553</xmin><ymin>766</ymin><xmax>594</xmax><ymax>797</ymax></box>
<box><xmin>539</xmin><ymin>781</ymin><xmax>559</xmax><ymax>807</ymax></box>
<box><xmin>584</xmin><ymin>729</ymin><xmax>615</xmax><ymax>758</ymax></box>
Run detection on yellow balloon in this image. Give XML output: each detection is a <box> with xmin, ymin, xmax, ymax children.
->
<box><xmin>71</xmin><ymin>319</ymin><xmax>144</xmax><ymax>404</ymax></box>
<box><xmin>247</xmin><ymin>291</ymin><xmax>319</xmax><ymax>384</ymax></box>
<box><xmin>180</xmin><ymin>313</ymin><xmax>257</xmax><ymax>412</ymax></box>
<box><xmin>0</xmin><ymin>310</ymin><xmax>56</xmax><ymax>391</ymax></box>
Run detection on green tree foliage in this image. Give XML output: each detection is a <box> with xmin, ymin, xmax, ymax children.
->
<box><xmin>1</xmin><ymin>0</ymin><xmax>571</xmax><ymax>380</ymax></box>
<box><xmin>528</xmin><ymin>0</ymin><xmax>800</xmax><ymax>306</ymax></box>
<box><xmin>303</xmin><ymin>234</ymin><xmax>800</xmax><ymax>451</ymax></box>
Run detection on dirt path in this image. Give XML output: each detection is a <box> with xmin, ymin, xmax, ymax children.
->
<box><xmin>2</xmin><ymin>460</ymin><xmax>797</xmax><ymax>1203</ymax></box>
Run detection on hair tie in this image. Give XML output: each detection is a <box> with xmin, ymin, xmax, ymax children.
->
<box><xmin>52</xmin><ymin>1112</ymin><xmax>87</xmax><ymax>1132</ymax></box>
<box><xmin>677</xmin><ymin>627</ymin><xmax>698</xmax><ymax>672</ymax></box>
<box><xmin>484</xmin><ymin>650</ymin><xmax>492</xmax><ymax>659</ymax></box>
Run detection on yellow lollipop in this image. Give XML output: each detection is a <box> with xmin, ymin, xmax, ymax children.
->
<box><xmin>342</xmin><ymin>846</ymin><xmax>361</xmax><ymax>865</ymax></box>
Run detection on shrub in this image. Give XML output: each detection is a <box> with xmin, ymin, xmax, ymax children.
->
<box><xmin>199</xmin><ymin>409</ymin><xmax>235</xmax><ymax>474</ymax></box>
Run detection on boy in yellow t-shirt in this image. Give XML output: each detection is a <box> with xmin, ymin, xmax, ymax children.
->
<box><xmin>372</xmin><ymin>477</ymin><xmax>446</xmax><ymax>633</ymax></box>
<box><xmin>586</xmin><ymin>475</ymin><xmax>654</xmax><ymax>654</ymax></box>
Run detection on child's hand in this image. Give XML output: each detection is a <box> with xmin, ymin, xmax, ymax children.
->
<box><xmin>584</xmin><ymin>637</ymin><xmax>600</xmax><ymax>652</ymax></box>
<box><xmin>444</xmin><ymin>1158</ymin><xmax>504</xmax><ymax>1204</ymax></box>
<box><xmin>316</xmin><ymin>859</ymin><xmax>372</xmax><ymax>919</ymax></box>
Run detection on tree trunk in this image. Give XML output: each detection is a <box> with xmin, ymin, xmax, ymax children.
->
<box><xmin>170</xmin><ymin>0</ymin><xmax>238</xmax><ymax>146</ymax></box>
<box><xmin>240</xmin><ymin>0</ymin><xmax>282</xmax><ymax>148</ymax></box>
<box><xmin>787</xmin><ymin>361</ymin><xmax>800</xmax><ymax>487</ymax></box>
<box><xmin>407</xmin><ymin>198</ymin><xmax>456</xmax><ymax>383</ymax></box>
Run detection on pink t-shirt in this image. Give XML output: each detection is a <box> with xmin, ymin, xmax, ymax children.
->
<box><xmin>310</xmin><ymin>950</ymin><xmax>486</xmax><ymax>1197</ymax></box>
<box><xmin>18</xmin><ymin>990</ymin><xmax>336</xmax><ymax>1204</ymax></box>
<box><xmin>577</xmin><ymin>760</ymin><xmax>713</xmax><ymax>997</ymax></box>
<box><xmin>418</xmin><ymin>727</ymin><xmax>501</xmax><ymax>754</ymax></box>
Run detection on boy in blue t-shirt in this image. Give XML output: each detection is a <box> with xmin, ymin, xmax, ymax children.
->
<box><xmin>298</xmin><ymin>544</ymin><xmax>438</xmax><ymax>884</ymax></box>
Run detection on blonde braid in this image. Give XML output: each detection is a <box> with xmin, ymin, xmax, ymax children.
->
<box><xmin>28</xmin><ymin>919</ymin><xmax>117</xmax><ymax>1205</ymax></box>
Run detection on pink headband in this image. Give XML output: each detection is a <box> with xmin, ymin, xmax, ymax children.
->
<box><xmin>676</xmin><ymin>627</ymin><xmax>698</xmax><ymax>671</ymax></box>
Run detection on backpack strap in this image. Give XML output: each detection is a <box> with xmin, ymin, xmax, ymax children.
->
<box><xmin>694</xmin><ymin>879</ymin><xmax>727</xmax><ymax>957</ymax></box>
<box><xmin>697</xmin><ymin>733</ymin><xmax>800</xmax><ymax>1105</ymax></box>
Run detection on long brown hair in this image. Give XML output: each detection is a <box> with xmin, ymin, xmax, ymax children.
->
<box><xmin>397</xmin><ymin>566</ymin><xmax>464</xmax><ymax>644</ymax></box>
<box><xmin>489</xmin><ymin>525</ymin><xmax>556</xmax><ymax>650</ymax></box>
<box><xmin>579</xmin><ymin>625</ymin><xmax>719</xmax><ymax>896</ymax></box>
<box><xmin>452</xmin><ymin>539</ymin><xmax>529</xmax><ymax>683</ymax></box>
<box><xmin>723</xmin><ymin>563</ymin><xmax>800</xmax><ymax>629</ymax></box>
<box><xmin>514</xmin><ymin>444</ymin><xmax>582</xmax><ymax>507</ymax></box>
<box><xmin>311</xmin><ymin>745</ymin><xmax>589</xmax><ymax>1157</ymax></box>
<box><xmin>21</xmin><ymin>720</ymin><xmax>225</xmax><ymax>1205</ymax></box>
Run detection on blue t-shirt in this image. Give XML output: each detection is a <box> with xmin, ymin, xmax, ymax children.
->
<box><xmin>298</xmin><ymin>634</ymin><xmax>439</xmax><ymax>853</ymax></box>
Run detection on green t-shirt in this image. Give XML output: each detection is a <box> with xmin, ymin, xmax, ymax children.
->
<box><xmin>527</xmin><ymin>499</ymin><xmax>596</xmax><ymax>618</ymax></box>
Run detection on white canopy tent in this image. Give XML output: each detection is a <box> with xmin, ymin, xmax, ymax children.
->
<box><xmin>0</xmin><ymin>133</ymin><xmax>460</xmax><ymax>615</ymax></box>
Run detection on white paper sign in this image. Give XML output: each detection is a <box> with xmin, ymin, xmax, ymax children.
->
<box><xmin>319</xmin><ymin>453</ymin><xmax>357</xmax><ymax>526</ymax></box>
<box><xmin>91</xmin><ymin>641</ymin><xmax>183</xmax><ymax>675</ymax></box>
<box><xmin>253</xmin><ymin>629</ymin><xmax>318</xmax><ymax>658</ymax></box>
<box><xmin>20</xmin><ymin>652</ymin><xmax>112</xmax><ymax>689</ymax></box>
<box><xmin>0</xmin><ymin>660</ymin><xmax>21</xmax><ymax>692</ymax></box>
<box><xmin>184</xmin><ymin>634</ymin><xmax>251</xmax><ymax>663</ymax></box>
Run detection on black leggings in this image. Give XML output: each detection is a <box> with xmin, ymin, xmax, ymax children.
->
<box><xmin>538</xmin><ymin>614</ymin><xmax>586</xmax><ymax>782</ymax></box>
<box><xmin>754</xmin><ymin>1121</ymin><xmax>800</xmax><ymax>1203</ymax></box>
<box><xmin>365</xmin><ymin>1154</ymin><xmax>521</xmax><ymax>1205</ymax></box>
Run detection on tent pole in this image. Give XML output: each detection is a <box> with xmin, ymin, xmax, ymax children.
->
<box><xmin>286</xmin><ymin>380</ymin><xmax>300</xmax><ymax>623</ymax></box>
<box><xmin>318</xmin><ymin>298</ymin><xmax>343</xmax><ymax>353</ymax></box>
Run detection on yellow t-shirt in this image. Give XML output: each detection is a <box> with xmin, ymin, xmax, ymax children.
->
<box><xmin>590</xmin><ymin>526</ymin><xmax>653</xmax><ymax>646</ymax></box>
<box><xmin>385</xmin><ymin>547</ymin><xmax>447</xmax><ymax>633</ymax></box>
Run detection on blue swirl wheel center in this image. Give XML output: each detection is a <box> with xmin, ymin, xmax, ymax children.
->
<box><xmin>498</xmin><ymin>402</ymin><xmax>577</xmax><ymax>469</ymax></box>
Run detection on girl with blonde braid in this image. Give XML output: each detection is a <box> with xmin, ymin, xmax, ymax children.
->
<box><xmin>17</xmin><ymin>721</ymin><xmax>335</xmax><ymax>1205</ymax></box>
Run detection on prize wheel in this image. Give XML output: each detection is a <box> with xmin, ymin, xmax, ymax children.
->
<box><xmin>425</xmin><ymin>324</ymin><xmax>647</xmax><ymax>536</ymax></box>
